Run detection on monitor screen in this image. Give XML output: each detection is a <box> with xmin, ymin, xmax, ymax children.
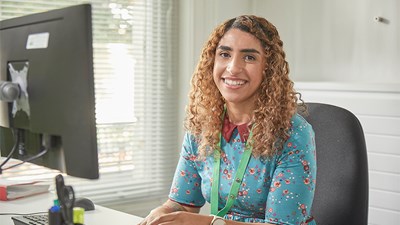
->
<box><xmin>0</xmin><ymin>4</ymin><xmax>99</xmax><ymax>179</ymax></box>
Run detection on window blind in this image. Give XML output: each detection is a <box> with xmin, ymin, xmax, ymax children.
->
<box><xmin>0</xmin><ymin>0</ymin><xmax>179</xmax><ymax>213</ymax></box>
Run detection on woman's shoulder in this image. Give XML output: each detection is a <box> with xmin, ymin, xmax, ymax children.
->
<box><xmin>290</xmin><ymin>113</ymin><xmax>313</xmax><ymax>132</ymax></box>
<box><xmin>183</xmin><ymin>131</ymin><xmax>200</xmax><ymax>143</ymax></box>
<box><xmin>182</xmin><ymin>131</ymin><xmax>201</xmax><ymax>154</ymax></box>
<box><xmin>286</xmin><ymin>113</ymin><xmax>315</xmax><ymax>145</ymax></box>
<box><xmin>275</xmin><ymin>113</ymin><xmax>316</xmax><ymax>162</ymax></box>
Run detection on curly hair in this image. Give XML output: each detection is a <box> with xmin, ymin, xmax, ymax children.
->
<box><xmin>184</xmin><ymin>15</ymin><xmax>304</xmax><ymax>158</ymax></box>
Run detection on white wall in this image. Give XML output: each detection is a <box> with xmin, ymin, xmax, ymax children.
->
<box><xmin>178</xmin><ymin>0</ymin><xmax>400</xmax><ymax>224</ymax></box>
<box><xmin>251</xmin><ymin>0</ymin><xmax>400</xmax><ymax>84</ymax></box>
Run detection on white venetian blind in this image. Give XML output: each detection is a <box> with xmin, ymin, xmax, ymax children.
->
<box><xmin>0</xmin><ymin>0</ymin><xmax>179</xmax><ymax>213</ymax></box>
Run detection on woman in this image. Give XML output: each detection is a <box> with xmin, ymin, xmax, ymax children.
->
<box><xmin>139</xmin><ymin>15</ymin><xmax>316</xmax><ymax>225</ymax></box>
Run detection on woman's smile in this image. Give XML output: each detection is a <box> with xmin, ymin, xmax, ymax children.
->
<box><xmin>213</xmin><ymin>28</ymin><xmax>265</xmax><ymax>106</ymax></box>
<box><xmin>222</xmin><ymin>77</ymin><xmax>247</xmax><ymax>87</ymax></box>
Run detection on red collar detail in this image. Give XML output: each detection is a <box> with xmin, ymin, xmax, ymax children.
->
<box><xmin>222</xmin><ymin>114</ymin><xmax>251</xmax><ymax>143</ymax></box>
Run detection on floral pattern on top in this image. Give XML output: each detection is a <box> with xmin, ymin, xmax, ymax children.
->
<box><xmin>169</xmin><ymin>113</ymin><xmax>317</xmax><ymax>225</ymax></box>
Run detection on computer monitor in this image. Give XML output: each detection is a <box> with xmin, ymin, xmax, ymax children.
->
<box><xmin>0</xmin><ymin>4</ymin><xmax>99</xmax><ymax>179</ymax></box>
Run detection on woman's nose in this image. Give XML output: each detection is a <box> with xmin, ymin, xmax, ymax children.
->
<box><xmin>226</xmin><ymin>58</ymin><xmax>243</xmax><ymax>75</ymax></box>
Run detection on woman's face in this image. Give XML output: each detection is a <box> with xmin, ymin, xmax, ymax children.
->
<box><xmin>213</xmin><ymin>28</ymin><xmax>265</xmax><ymax>107</ymax></box>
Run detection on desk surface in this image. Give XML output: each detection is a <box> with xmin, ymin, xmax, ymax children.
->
<box><xmin>0</xmin><ymin>192</ymin><xmax>142</xmax><ymax>225</ymax></box>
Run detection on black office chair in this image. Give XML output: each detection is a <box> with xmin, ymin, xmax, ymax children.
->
<box><xmin>303</xmin><ymin>103</ymin><xmax>369</xmax><ymax>225</ymax></box>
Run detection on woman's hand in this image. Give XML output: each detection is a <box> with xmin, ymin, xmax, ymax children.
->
<box><xmin>138</xmin><ymin>200</ymin><xmax>205</xmax><ymax>225</ymax></box>
<box><xmin>137</xmin><ymin>205</ymin><xmax>172</xmax><ymax>225</ymax></box>
<box><xmin>144</xmin><ymin>211</ymin><xmax>212</xmax><ymax>225</ymax></box>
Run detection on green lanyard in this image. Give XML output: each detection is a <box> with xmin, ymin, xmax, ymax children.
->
<box><xmin>210</xmin><ymin>128</ymin><xmax>253</xmax><ymax>217</ymax></box>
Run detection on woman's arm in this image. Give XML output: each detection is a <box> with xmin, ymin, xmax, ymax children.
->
<box><xmin>145</xmin><ymin>209</ymin><xmax>276</xmax><ymax>225</ymax></box>
<box><xmin>142</xmin><ymin>200</ymin><xmax>278</xmax><ymax>225</ymax></box>
<box><xmin>140</xmin><ymin>199</ymin><xmax>279</xmax><ymax>225</ymax></box>
<box><xmin>137</xmin><ymin>199</ymin><xmax>200</xmax><ymax>225</ymax></box>
<box><xmin>163</xmin><ymin>199</ymin><xmax>201</xmax><ymax>213</ymax></box>
<box><xmin>264</xmin><ymin>117</ymin><xmax>317</xmax><ymax>224</ymax></box>
<box><xmin>139</xmin><ymin>133</ymin><xmax>204</xmax><ymax>225</ymax></box>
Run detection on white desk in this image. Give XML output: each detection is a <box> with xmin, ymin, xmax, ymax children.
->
<box><xmin>0</xmin><ymin>192</ymin><xmax>142</xmax><ymax>225</ymax></box>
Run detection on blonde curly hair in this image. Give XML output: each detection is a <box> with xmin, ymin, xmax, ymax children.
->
<box><xmin>184</xmin><ymin>15</ymin><xmax>304</xmax><ymax>158</ymax></box>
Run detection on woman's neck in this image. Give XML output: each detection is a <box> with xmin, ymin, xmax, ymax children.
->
<box><xmin>225</xmin><ymin>102</ymin><xmax>254</xmax><ymax>125</ymax></box>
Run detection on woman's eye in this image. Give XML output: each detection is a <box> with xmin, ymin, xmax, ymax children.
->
<box><xmin>219</xmin><ymin>52</ymin><xmax>230</xmax><ymax>58</ymax></box>
<box><xmin>244</xmin><ymin>55</ymin><xmax>256</xmax><ymax>61</ymax></box>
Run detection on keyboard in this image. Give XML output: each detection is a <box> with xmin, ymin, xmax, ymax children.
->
<box><xmin>11</xmin><ymin>213</ymin><xmax>48</xmax><ymax>225</ymax></box>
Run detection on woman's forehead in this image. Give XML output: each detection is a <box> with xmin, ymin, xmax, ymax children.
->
<box><xmin>218</xmin><ymin>29</ymin><xmax>264</xmax><ymax>52</ymax></box>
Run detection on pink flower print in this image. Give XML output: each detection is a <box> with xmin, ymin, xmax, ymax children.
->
<box><xmin>285</xmin><ymin>179</ymin><xmax>291</xmax><ymax>184</ymax></box>
<box><xmin>283</xmin><ymin>189</ymin><xmax>289</xmax><ymax>195</ymax></box>
<box><xmin>302</xmin><ymin>160</ymin><xmax>308</xmax><ymax>166</ymax></box>
<box><xmin>180</xmin><ymin>170</ymin><xmax>185</xmax><ymax>176</ymax></box>
<box><xmin>189</xmin><ymin>155</ymin><xmax>197</xmax><ymax>161</ymax></box>
<box><xmin>269</xmin><ymin>218</ymin><xmax>279</xmax><ymax>223</ymax></box>
<box><xmin>268</xmin><ymin>208</ymin><xmax>273</xmax><ymax>213</ymax></box>
<box><xmin>299</xmin><ymin>204</ymin><xmax>308</xmax><ymax>215</ymax></box>
<box><xmin>274</xmin><ymin>181</ymin><xmax>281</xmax><ymax>188</ymax></box>
<box><xmin>227</xmin><ymin>173</ymin><xmax>232</xmax><ymax>179</ymax></box>
<box><xmin>249</xmin><ymin>168</ymin><xmax>255</xmax><ymax>174</ymax></box>
<box><xmin>193</xmin><ymin>174</ymin><xmax>198</xmax><ymax>178</ymax></box>
<box><xmin>194</xmin><ymin>182</ymin><xmax>199</xmax><ymax>187</ymax></box>
<box><xmin>223</xmin><ymin>169</ymin><xmax>228</xmax><ymax>174</ymax></box>
<box><xmin>287</xmin><ymin>142</ymin><xmax>292</xmax><ymax>148</ymax></box>
<box><xmin>304</xmin><ymin>165</ymin><xmax>310</xmax><ymax>171</ymax></box>
<box><xmin>171</xmin><ymin>188</ymin><xmax>178</xmax><ymax>193</ymax></box>
<box><xmin>270</xmin><ymin>187</ymin><xmax>276</xmax><ymax>192</ymax></box>
<box><xmin>256</xmin><ymin>188</ymin><xmax>262</xmax><ymax>194</ymax></box>
<box><xmin>186</xmin><ymin>190</ymin><xmax>191</xmax><ymax>195</ymax></box>
<box><xmin>242</xmin><ymin>182</ymin><xmax>247</xmax><ymax>187</ymax></box>
<box><xmin>242</xmin><ymin>190</ymin><xmax>248</xmax><ymax>196</ymax></box>
<box><xmin>304</xmin><ymin>178</ymin><xmax>310</xmax><ymax>185</ymax></box>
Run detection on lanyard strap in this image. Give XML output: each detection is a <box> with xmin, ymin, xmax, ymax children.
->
<box><xmin>211</xmin><ymin>130</ymin><xmax>253</xmax><ymax>217</ymax></box>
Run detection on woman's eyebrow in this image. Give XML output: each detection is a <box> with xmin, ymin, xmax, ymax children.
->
<box><xmin>217</xmin><ymin>45</ymin><xmax>260</xmax><ymax>54</ymax></box>
<box><xmin>240</xmin><ymin>48</ymin><xmax>261</xmax><ymax>54</ymax></box>
<box><xmin>217</xmin><ymin>45</ymin><xmax>232</xmax><ymax>51</ymax></box>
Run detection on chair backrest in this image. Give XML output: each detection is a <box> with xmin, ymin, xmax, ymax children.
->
<box><xmin>304</xmin><ymin>103</ymin><xmax>369</xmax><ymax>225</ymax></box>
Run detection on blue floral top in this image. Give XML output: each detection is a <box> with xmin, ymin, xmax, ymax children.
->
<box><xmin>169</xmin><ymin>114</ymin><xmax>317</xmax><ymax>224</ymax></box>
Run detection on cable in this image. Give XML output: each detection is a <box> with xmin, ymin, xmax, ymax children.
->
<box><xmin>0</xmin><ymin>129</ymin><xmax>21</xmax><ymax>174</ymax></box>
<box><xmin>1</xmin><ymin>147</ymin><xmax>48</xmax><ymax>171</ymax></box>
<box><xmin>0</xmin><ymin>129</ymin><xmax>49</xmax><ymax>173</ymax></box>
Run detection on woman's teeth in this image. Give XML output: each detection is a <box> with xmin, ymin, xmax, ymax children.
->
<box><xmin>223</xmin><ymin>79</ymin><xmax>245</xmax><ymax>86</ymax></box>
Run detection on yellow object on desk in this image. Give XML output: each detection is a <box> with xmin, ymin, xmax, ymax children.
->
<box><xmin>73</xmin><ymin>207</ymin><xmax>85</xmax><ymax>225</ymax></box>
